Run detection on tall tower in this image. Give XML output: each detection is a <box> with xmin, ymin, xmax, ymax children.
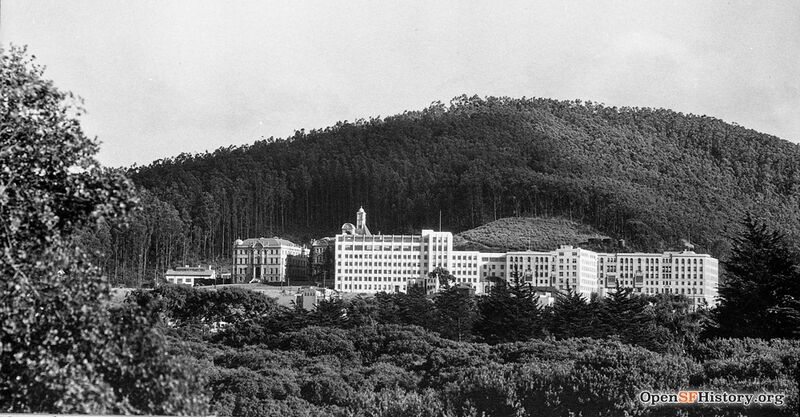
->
<box><xmin>357</xmin><ymin>206</ymin><xmax>366</xmax><ymax>230</ymax></box>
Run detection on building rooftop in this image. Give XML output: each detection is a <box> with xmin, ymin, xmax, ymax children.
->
<box><xmin>165</xmin><ymin>267</ymin><xmax>214</xmax><ymax>277</ymax></box>
<box><xmin>235</xmin><ymin>237</ymin><xmax>300</xmax><ymax>248</ymax></box>
<box><xmin>312</xmin><ymin>237</ymin><xmax>336</xmax><ymax>245</ymax></box>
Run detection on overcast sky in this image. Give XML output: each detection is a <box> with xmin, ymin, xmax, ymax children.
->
<box><xmin>2</xmin><ymin>1</ymin><xmax>798</xmax><ymax>167</ymax></box>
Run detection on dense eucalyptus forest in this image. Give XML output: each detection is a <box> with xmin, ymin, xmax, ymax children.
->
<box><xmin>99</xmin><ymin>94</ymin><xmax>800</xmax><ymax>285</ymax></box>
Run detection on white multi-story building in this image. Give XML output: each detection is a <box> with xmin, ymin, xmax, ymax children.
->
<box><xmin>333</xmin><ymin>208</ymin><xmax>719</xmax><ymax>306</ymax></box>
<box><xmin>232</xmin><ymin>237</ymin><xmax>309</xmax><ymax>284</ymax></box>
<box><xmin>597</xmin><ymin>251</ymin><xmax>718</xmax><ymax>307</ymax></box>
<box><xmin>504</xmin><ymin>246</ymin><xmax>597</xmax><ymax>299</ymax></box>
<box><xmin>504</xmin><ymin>250</ymin><xmax>553</xmax><ymax>286</ymax></box>
<box><xmin>335</xmin><ymin>207</ymin><xmax>486</xmax><ymax>294</ymax></box>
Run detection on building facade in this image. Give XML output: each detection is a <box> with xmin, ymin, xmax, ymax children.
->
<box><xmin>233</xmin><ymin>237</ymin><xmax>310</xmax><ymax>284</ymax></box>
<box><xmin>333</xmin><ymin>208</ymin><xmax>719</xmax><ymax>306</ymax></box>
<box><xmin>334</xmin><ymin>207</ymin><xmax>485</xmax><ymax>294</ymax></box>
<box><xmin>504</xmin><ymin>246</ymin><xmax>598</xmax><ymax>299</ymax></box>
<box><xmin>596</xmin><ymin>251</ymin><xmax>718</xmax><ymax>307</ymax></box>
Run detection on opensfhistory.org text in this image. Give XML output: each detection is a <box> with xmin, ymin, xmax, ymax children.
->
<box><xmin>639</xmin><ymin>390</ymin><xmax>786</xmax><ymax>407</ymax></box>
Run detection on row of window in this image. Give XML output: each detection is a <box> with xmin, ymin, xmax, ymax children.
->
<box><xmin>339</xmin><ymin>253</ymin><xmax>454</xmax><ymax>261</ymax></box>
<box><xmin>337</xmin><ymin>269</ymin><xmax>478</xmax><ymax>276</ymax></box>
<box><xmin>234</xmin><ymin>249</ymin><xmax>296</xmax><ymax>255</ymax></box>
<box><xmin>235</xmin><ymin>257</ymin><xmax>284</xmax><ymax>265</ymax></box>
<box><xmin>336</xmin><ymin>276</ymin><xmax>481</xmax><ymax>284</ymax></box>
<box><xmin>644</xmin><ymin>287</ymin><xmax>705</xmax><ymax>295</ymax></box>
<box><xmin>338</xmin><ymin>276</ymin><xmax>410</xmax><ymax>282</ymax></box>
<box><xmin>608</xmin><ymin>273</ymin><xmax>705</xmax><ymax>279</ymax></box>
<box><xmin>339</xmin><ymin>261</ymin><xmax>432</xmax><ymax>267</ymax></box>
<box><xmin>338</xmin><ymin>283</ymin><xmax>407</xmax><ymax>291</ymax></box>
<box><xmin>508</xmin><ymin>256</ymin><xmax>552</xmax><ymax>263</ymax></box>
<box><xmin>606</xmin><ymin>257</ymin><xmax>707</xmax><ymax>265</ymax></box>
<box><xmin>608</xmin><ymin>279</ymin><xmax>706</xmax><ymax>287</ymax></box>
<box><xmin>342</xmin><ymin>253</ymin><xmax>419</xmax><ymax>259</ymax></box>
<box><xmin>338</xmin><ymin>235</ymin><xmax>421</xmax><ymax>242</ymax></box>
<box><xmin>607</xmin><ymin>265</ymin><xmax>704</xmax><ymax>272</ymax></box>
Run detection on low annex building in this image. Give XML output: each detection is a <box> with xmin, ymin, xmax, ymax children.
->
<box><xmin>333</xmin><ymin>208</ymin><xmax>720</xmax><ymax>307</ymax></box>
<box><xmin>295</xmin><ymin>286</ymin><xmax>338</xmax><ymax>311</ymax></box>
<box><xmin>232</xmin><ymin>237</ymin><xmax>310</xmax><ymax>284</ymax></box>
<box><xmin>165</xmin><ymin>265</ymin><xmax>215</xmax><ymax>286</ymax></box>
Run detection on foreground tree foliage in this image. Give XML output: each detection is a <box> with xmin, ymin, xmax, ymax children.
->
<box><xmin>713</xmin><ymin>214</ymin><xmax>800</xmax><ymax>339</ymax></box>
<box><xmin>126</xmin><ymin>217</ymin><xmax>800</xmax><ymax>416</ymax></box>
<box><xmin>160</xmin><ymin>316</ymin><xmax>800</xmax><ymax>417</ymax></box>
<box><xmin>0</xmin><ymin>47</ymin><xmax>208</xmax><ymax>414</ymax></box>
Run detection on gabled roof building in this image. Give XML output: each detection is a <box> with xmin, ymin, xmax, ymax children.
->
<box><xmin>233</xmin><ymin>237</ymin><xmax>309</xmax><ymax>284</ymax></box>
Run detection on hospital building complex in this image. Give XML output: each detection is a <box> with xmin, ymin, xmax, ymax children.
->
<box><xmin>334</xmin><ymin>208</ymin><xmax>718</xmax><ymax>306</ymax></box>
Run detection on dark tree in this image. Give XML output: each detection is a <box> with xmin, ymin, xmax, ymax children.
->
<box><xmin>545</xmin><ymin>290</ymin><xmax>599</xmax><ymax>339</ymax></box>
<box><xmin>433</xmin><ymin>286</ymin><xmax>478</xmax><ymax>342</ymax></box>
<box><xmin>309</xmin><ymin>298</ymin><xmax>348</xmax><ymax>327</ymax></box>
<box><xmin>598</xmin><ymin>287</ymin><xmax>651</xmax><ymax>342</ymax></box>
<box><xmin>474</xmin><ymin>277</ymin><xmax>542</xmax><ymax>344</ymax></box>
<box><xmin>713</xmin><ymin>214</ymin><xmax>800</xmax><ymax>339</ymax></box>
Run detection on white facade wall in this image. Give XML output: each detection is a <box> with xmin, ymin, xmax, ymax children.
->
<box><xmin>334</xmin><ymin>229</ymin><xmax>486</xmax><ymax>294</ymax></box>
<box><xmin>450</xmin><ymin>250</ymin><xmax>482</xmax><ymax>288</ymax></box>
<box><xmin>165</xmin><ymin>276</ymin><xmax>197</xmax><ymax>286</ymax></box>
<box><xmin>505</xmin><ymin>251</ymin><xmax>555</xmax><ymax>287</ymax></box>
<box><xmin>479</xmin><ymin>253</ymin><xmax>507</xmax><ymax>281</ymax></box>
<box><xmin>553</xmin><ymin>245</ymin><xmax>598</xmax><ymax>299</ymax></box>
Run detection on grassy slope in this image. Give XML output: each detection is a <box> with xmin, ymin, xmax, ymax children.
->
<box><xmin>455</xmin><ymin>216</ymin><xmax>612</xmax><ymax>252</ymax></box>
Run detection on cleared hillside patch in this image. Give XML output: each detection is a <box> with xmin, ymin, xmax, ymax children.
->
<box><xmin>456</xmin><ymin>217</ymin><xmax>611</xmax><ymax>252</ymax></box>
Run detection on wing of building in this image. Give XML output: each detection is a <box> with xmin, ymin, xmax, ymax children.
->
<box><xmin>332</xmin><ymin>208</ymin><xmax>719</xmax><ymax>308</ymax></box>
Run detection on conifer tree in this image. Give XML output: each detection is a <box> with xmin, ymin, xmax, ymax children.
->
<box><xmin>474</xmin><ymin>276</ymin><xmax>542</xmax><ymax>343</ymax></box>
<box><xmin>433</xmin><ymin>286</ymin><xmax>478</xmax><ymax>342</ymax></box>
<box><xmin>714</xmin><ymin>214</ymin><xmax>800</xmax><ymax>339</ymax></box>
<box><xmin>546</xmin><ymin>290</ymin><xmax>599</xmax><ymax>339</ymax></box>
<box><xmin>600</xmin><ymin>287</ymin><xmax>651</xmax><ymax>343</ymax></box>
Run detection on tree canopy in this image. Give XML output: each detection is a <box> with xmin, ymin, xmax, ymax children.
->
<box><xmin>713</xmin><ymin>214</ymin><xmax>800</xmax><ymax>339</ymax></box>
<box><xmin>0</xmin><ymin>46</ymin><xmax>207</xmax><ymax>414</ymax></box>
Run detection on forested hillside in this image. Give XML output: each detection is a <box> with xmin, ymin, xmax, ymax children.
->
<box><xmin>119</xmin><ymin>95</ymin><xmax>800</xmax><ymax>284</ymax></box>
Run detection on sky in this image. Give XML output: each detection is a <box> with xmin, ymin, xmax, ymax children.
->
<box><xmin>1</xmin><ymin>0</ymin><xmax>798</xmax><ymax>167</ymax></box>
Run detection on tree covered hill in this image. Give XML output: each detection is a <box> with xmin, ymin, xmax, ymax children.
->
<box><xmin>130</xmin><ymin>95</ymin><xmax>800</xmax><ymax>262</ymax></box>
